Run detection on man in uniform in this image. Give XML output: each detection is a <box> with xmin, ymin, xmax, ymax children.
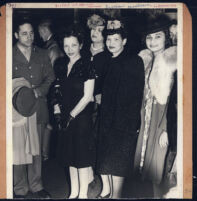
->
<box><xmin>13</xmin><ymin>19</ymin><xmax>55</xmax><ymax>198</ymax></box>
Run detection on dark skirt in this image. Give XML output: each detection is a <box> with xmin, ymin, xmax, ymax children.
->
<box><xmin>56</xmin><ymin>104</ymin><xmax>96</xmax><ymax>168</ymax></box>
<box><xmin>96</xmin><ymin>129</ymin><xmax>139</xmax><ymax>177</ymax></box>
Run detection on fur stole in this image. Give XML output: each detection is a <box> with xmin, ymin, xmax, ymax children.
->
<box><xmin>139</xmin><ymin>46</ymin><xmax>177</xmax><ymax>105</ymax></box>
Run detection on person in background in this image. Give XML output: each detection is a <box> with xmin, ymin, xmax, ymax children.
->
<box><xmin>134</xmin><ymin>14</ymin><xmax>177</xmax><ymax>198</ymax></box>
<box><xmin>162</xmin><ymin>19</ymin><xmax>178</xmax><ymax>198</ymax></box>
<box><xmin>13</xmin><ymin>19</ymin><xmax>55</xmax><ymax>198</ymax></box>
<box><xmin>38</xmin><ymin>19</ymin><xmax>64</xmax><ymax>161</ymax></box>
<box><xmin>169</xmin><ymin>19</ymin><xmax>177</xmax><ymax>46</ymax></box>
<box><xmin>85</xmin><ymin>13</ymin><xmax>110</xmax><ymax>187</ymax></box>
<box><xmin>96</xmin><ymin>19</ymin><xmax>144</xmax><ymax>198</ymax></box>
<box><xmin>54</xmin><ymin>24</ymin><xmax>96</xmax><ymax>199</ymax></box>
<box><xmin>38</xmin><ymin>19</ymin><xmax>64</xmax><ymax>66</ymax></box>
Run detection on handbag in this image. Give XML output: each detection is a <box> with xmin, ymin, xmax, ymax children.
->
<box><xmin>163</xmin><ymin>151</ymin><xmax>177</xmax><ymax>189</ymax></box>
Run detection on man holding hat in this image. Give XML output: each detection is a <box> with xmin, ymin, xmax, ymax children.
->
<box><xmin>12</xmin><ymin>19</ymin><xmax>55</xmax><ymax>198</ymax></box>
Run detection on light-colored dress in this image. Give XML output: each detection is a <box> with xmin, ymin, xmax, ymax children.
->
<box><xmin>134</xmin><ymin>46</ymin><xmax>177</xmax><ymax>184</ymax></box>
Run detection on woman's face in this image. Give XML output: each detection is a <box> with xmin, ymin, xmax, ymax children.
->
<box><xmin>106</xmin><ymin>34</ymin><xmax>126</xmax><ymax>57</ymax></box>
<box><xmin>90</xmin><ymin>26</ymin><xmax>104</xmax><ymax>43</ymax></box>
<box><xmin>63</xmin><ymin>36</ymin><xmax>82</xmax><ymax>59</ymax></box>
<box><xmin>146</xmin><ymin>31</ymin><xmax>166</xmax><ymax>54</ymax></box>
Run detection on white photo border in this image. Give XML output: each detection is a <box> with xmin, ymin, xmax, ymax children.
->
<box><xmin>6</xmin><ymin>2</ymin><xmax>183</xmax><ymax>199</ymax></box>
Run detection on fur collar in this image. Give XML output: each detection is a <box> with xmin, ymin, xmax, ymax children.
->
<box><xmin>149</xmin><ymin>46</ymin><xmax>177</xmax><ymax>104</ymax></box>
<box><xmin>139</xmin><ymin>46</ymin><xmax>177</xmax><ymax>105</ymax></box>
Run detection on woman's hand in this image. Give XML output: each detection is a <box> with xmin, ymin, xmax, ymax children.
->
<box><xmin>95</xmin><ymin>94</ymin><xmax>102</xmax><ymax>104</ymax></box>
<box><xmin>63</xmin><ymin>114</ymin><xmax>74</xmax><ymax>131</ymax></box>
<box><xmin>159</xmin><ymin>131</ymin><xmax>169</xmax><ymax>148</ymax></box>
<box><xmin>54</xmin><ymin>104</ymin><xmax>61</xmax><ymax>114</ymax></box>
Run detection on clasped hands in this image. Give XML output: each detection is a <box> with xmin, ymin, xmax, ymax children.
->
<box><xmin>53</xmin><ymin>104</ymin><xmax>74</xmax><ymax>131</ymax></box>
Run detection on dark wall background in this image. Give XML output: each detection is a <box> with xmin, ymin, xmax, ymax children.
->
<box><xmin>12</xmin><ymin>8</ymin><xmax>176</xmax><ymax>55</ymax></box>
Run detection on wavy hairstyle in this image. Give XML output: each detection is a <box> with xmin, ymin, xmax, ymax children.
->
<box><xmin>61</xmin><ymin>24</ymin><xmax>85</xmax><ymax>45</ymax></box>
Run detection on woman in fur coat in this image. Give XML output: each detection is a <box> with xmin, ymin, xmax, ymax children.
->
<box><xmin>134</xmin><ymin>15</ymin><xmax>177</xmax><ymax>198</ymax></box>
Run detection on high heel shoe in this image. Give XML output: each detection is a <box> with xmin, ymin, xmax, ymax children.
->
<box><xmin>69</xmin><ymin>196</ymin><xmax>78</xmax><ymax>199</ymax></box>
<box><xmin>96</xmin><ymin>193</ymin><xmax>111</xmax><ymax>199</ymax></box>
<box><xmin>68</xmin><ymin>194</ymin><xmax>78</xmax><ymax>199</ymax></box>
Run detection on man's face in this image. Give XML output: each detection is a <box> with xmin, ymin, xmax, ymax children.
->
<box><xmin>38</xmin><ymin>26</ymin><xmax>48</xmax><ymax>42</ymax></box>
<box><xmin>15</xmin><ymin>23</ymin><xmax>34</xmax><ymax>48</ymax></box>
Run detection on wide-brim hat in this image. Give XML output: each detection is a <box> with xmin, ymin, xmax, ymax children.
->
<box><xmin>141</xmin><ymin>14</ymin><xmax>173</xmax><ymax>36</ymax></box>
<box><xmin>13</xmin><ymin>86</ymin><xmax>38</xmax><ymax>117</ymax></box>
<box><xmin>12</xmin><ymin>78</ymin><xmax>38</xmax><ymax>126</ymax></box>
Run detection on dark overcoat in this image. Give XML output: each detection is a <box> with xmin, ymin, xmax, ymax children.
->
<box><xmin>44</xmin><ymin>36</ymin><xmax>64</xmax><ymax>66</ymax></box>
<box><xmin>97</xmin><ymin>50</ymin><xmax>145</xmax><ymax>177</ymax></box>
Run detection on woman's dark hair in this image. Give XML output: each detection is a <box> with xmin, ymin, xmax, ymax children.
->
<box><xmin>141</xmin><ymin>14</ymin><xmax>173</xmax><ymax>49</ymax></box>
<box><xmin>104</xmin><ymin>27</ymin><xmax>127</xmax><ymax>40</ymax></box>
<box><xmin>142</xmin><ymin>28</ymin><xmax>171</xmax><ymax>49</ymax></box>
<box><xmin>61</xmin><ymin>24</ymin><xmax>85</xmax><ymax>45</ymax></box>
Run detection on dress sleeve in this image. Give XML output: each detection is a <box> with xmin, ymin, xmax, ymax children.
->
<box><xmin>82</xmin><ymin>60</ymin><xmax>96</xmax><ymax>82</ymax></box>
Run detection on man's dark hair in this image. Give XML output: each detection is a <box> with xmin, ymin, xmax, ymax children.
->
<box><xmin>38</xmin><ymin>19</ymin><xmax>53</xmax><ymax>33</ymax></box>
<box><xmin>14</xmin><ymin>18</ymin><xmax>33</xmax><ymax>33</ymax></box>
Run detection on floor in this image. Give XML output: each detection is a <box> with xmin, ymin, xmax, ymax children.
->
<box><xmin>40</xmin><ymin>157</ymin><xmax>154</xmax><ymax>199</ymax></box>
<box><xmin>21</xmin><ymin>128</ymin><xmax>154</xmax><ymax>199</ymax></box>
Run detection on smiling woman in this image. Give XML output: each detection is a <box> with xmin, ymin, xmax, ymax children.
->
<box><xmin>134</xmin><ymin>14</ymin><xmax>177</xmax><ymax>198</ymax></box>
<box><xmin>145</xmin><ymin>31</ymin><xmax>166</xmax><ymax>55</ymax></box>
<box><xmin>53</xmin><ymin>24</ymin><xmax>96</xmax><ymax>199</ymax></box>
<box><xmin>96</xmin><ymin>19</ymin><xmax>145</xmax><ymax>198</ymax></box>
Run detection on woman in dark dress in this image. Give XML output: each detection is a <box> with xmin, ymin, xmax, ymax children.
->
<box><xmin>86</xmin><ymin>14</ymin><xmax>109</xmax><ymax>99</ymax></box>
<box><xmin>53</xmin><ymin>25</ymin><xmax>95</xmax><ymax>198</ymax></box>
<box><xmin>96</xmin><ymin>19</ymin><xmax>145</xmax><ymax>198</ymax></box>
<box><xmin>85</xmin><ymin>14</ymin><xmax>110</xmax><ymax>184</ymax></box>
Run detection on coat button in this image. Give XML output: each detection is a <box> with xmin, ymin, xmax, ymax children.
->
<box><xmin>29</xmin><ymin>66</ymin><xmax>32</xmax><ymax>69</ymax></box>
<box><xmin>30</xmin><ymin>75</ymin><xmax>33</xmax><ymax>78</ymax></box>
<box><xmin>15</xmin><ymin>67</ymin><xmax>18</xmax><ymax>70</ymax></box>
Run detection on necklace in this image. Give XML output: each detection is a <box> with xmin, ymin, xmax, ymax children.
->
<box><xmin>90</xmin><ymin>43</ymin><xmax>104</xmax><ymax>56</ymax></box>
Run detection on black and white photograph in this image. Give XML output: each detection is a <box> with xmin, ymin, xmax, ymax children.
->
<box><xmin>6</xmin><ymin>2</ymin><xmax>182</xmax><ymax>199</ymax></box>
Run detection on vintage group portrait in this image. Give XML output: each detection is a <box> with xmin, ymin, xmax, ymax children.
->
<box><xmin>1</xmin><ymin>2</ymin><xmax>192</xmax><ymax>199</ymax></box>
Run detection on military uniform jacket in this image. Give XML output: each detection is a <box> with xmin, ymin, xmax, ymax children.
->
<box><xmin>13</xmin><ymin>44</ymin><xmax>55</xmax><ymax>123</ymax></box>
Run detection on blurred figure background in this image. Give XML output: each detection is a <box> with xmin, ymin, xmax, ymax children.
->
<box><xmin>38</xmin><ymin>19</ymin><xmax>64</xmax><ymax>161</ymax></box>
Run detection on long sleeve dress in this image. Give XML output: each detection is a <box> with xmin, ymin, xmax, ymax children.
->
<box><xmin>96</xmin><ymin>50</ymin><xmax>145</xmax><ymax>177</ymax></box>
<box><xmin>54</xmin><ymin>56</ymin><xmax>96</xmax><ymax>168</ymax></box>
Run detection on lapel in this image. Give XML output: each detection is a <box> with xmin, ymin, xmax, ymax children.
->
<box><xmin>14</xmin><ymin>44</ymin><xmax>35</xmax><ymax>64</ymax></box>
<box><xmin>13</xmin><ymin>45</ymin><xmax>28</xmax><ymax>64</ymax></box>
